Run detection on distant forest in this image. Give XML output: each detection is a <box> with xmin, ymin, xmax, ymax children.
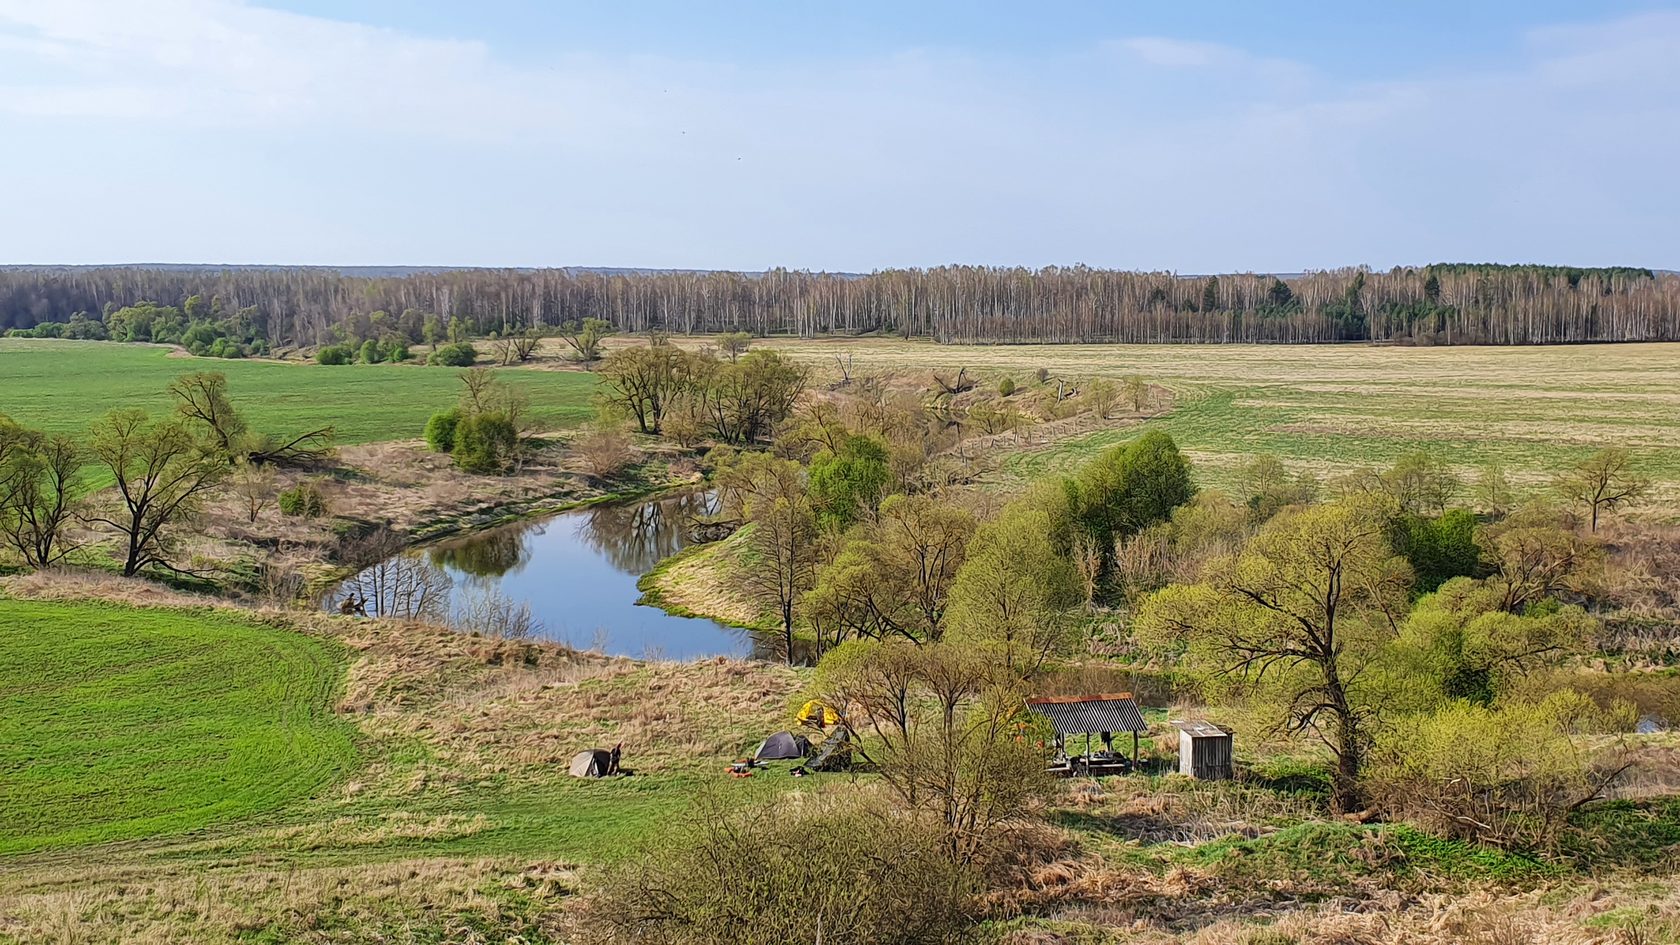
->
<box><xmin>2</xmin><ymin>263</ymin><xmax>1676</xmax><ymax>348</ymax></box>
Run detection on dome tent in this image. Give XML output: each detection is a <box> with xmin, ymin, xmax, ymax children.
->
<box><xmin>568</xmin><ymin>745</ymin><xmax>621</xmax><ymax>778</ymax></box>
<box><xmin>753</xmin><ymin>730</ymin><xmax>811</xmax><ymax>761</ymax></box>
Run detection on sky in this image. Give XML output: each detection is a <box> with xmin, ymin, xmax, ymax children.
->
<box><xmin>1</xmin><ymin>1</ymin><xmax>1676</xmax><ymax>272</ymax></box>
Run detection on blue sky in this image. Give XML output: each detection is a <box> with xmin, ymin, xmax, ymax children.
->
<box><xmin>1</xmin><ymin>1</ymin><xmax>1676</xmax><ymax>272</ymax></box>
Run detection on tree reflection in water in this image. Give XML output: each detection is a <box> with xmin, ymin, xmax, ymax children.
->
<box><xmin>578</xmin><ymin>491</ymin><xmax>720</xmax><ymax>576</ymax></box>
<box><xmin>428</xmin><ymin>521</ymin><xmax>533</xmax><ymax>582</ymax></box>
<box><xmin>331</xmin><ymin>490</ymin><xmax>761</xmax><ymax>660</ymax></box>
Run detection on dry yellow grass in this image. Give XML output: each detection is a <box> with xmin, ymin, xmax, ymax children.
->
<box><xmin>737</xmin><ymin>337</ymin><xmax>1680</xmax><ymax>505</ymax></box>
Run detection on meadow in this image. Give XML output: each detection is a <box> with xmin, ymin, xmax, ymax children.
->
<box><xmin>0</xmin><ymin>339</ymin><xmax>599</xmax><ymax>443</ymax></box>
<box><xmin>0</xmin><ymin>599</ymin><xmax>355</xmax><ymax>854</ymax></box>
<box><xmin>752</xmin><ymin>337</ymin><xmax>1680</xmax><ymax>501</ymax></box>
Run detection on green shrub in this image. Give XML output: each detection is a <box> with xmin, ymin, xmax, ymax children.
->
<box><xmin>382</xmin><ymin>339</ymin><xmax>410</xmax><ymax>362</ymax></box>
<box><xmin>358</xmin><ymin>339</ymin><xmax>382</xmax><ymax>364</ymax></box>
<box><xmin>998</xmin><ymin>376</ymin><xmax>1016</xmax><ymax>396</ymax></box>
<box><xmin>581</xmin><ymin>797</ymin><xmax>977</xmax><ymax>945</ymax></box>
<box><xmin>315</xmin><ymin>344</ymin><xmax>353</xmax><ymax>365</ymax></box>
<box><xmin>428</xmin><ymin>342</ymin><xmax>477</xmax><ymax>367</ymax></box>
<box><xmin>452</xmin><ymin>411</ymin><xmax>517</xmax><ymax>473</ymax></box>
<box><xmin>1389</xmin><ymin>508</ymin><xmax>1482</xmax><ymax>594</ymax></box>
<box><xmin>277</xmin><ymin>482</ymin><xmax>328</xmax><ymax>518</ymax></box>
<box><xmin>424</xmin><ymin>409</ymin><xmax>462</xmax><ymax>453</ymax></box>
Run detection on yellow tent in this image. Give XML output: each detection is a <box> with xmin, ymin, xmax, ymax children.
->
<box><xmin>798</xmin><ymin>700</ymin><xmax>840</xmax><ymax>727</ymax></box>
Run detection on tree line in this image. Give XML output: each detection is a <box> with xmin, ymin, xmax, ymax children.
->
<box><xmin>4</xmin><ymin>263</ymin><xmax>1678</xmax><ymax>347</ymax></box>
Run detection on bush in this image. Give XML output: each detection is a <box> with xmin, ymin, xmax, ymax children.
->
<box><xmin>579</xmin><ymin>797</ymin><xmax>977</xmax><ymax>945</ymax></box>
<box><xmin>278</xmin><ymin>482</ymin><xmax>328</xmax><ymax>518</ymax></box>
<box><xmin>1366</xmin><ymin>697</ymin><xmax>1623</xmax><ymax>851</ymax></box>
<box><xmin>315</xmin><ymin>343</ymin><xmax>354</xmax><ymax>365</ymax></box>
<box><xmin>1390</xmin><ymin>508</ymin><xmax>1483</xmax><ymax>594</ymax></box>
<box><xmin>428</xmin><ymin>342</ymin><xmax>477</xmax><ymax>367</ymax></box>
<box><xmin>574</xmin><ymin>424</ymin><xmax>635</xmax><ymax>478</ymax></box>
<box><xmin>358</xmin><ymin>339</ymin><xmax>382</xmax><ymax>364</ymax></box>
<box><xmin>424</xmin><ymin>409</ymin><xmax>462</xmax><ymax>453</ymax></box>
<box><xmin>452</xmin><ymin>411</ymin><xmax>517</xmax><ymax>473</ymax></box>
<box><xmin>998</xmin><ymin>376</ymin><xmax>1016</xmax><ymax>396</ymax></box>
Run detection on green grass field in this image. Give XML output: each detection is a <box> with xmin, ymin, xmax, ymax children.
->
<box><xmin>0</xmin><ymin>599</ymin><xmax>355</xmax><ymax>854</ymax></box>
<box><xmin>0</xmin><ymin>339</ymin><xmax>599</xmax><ymax>444</ymax></box>
<box><xmin>753</xmin><ymin>337</ymin><xmax>1680</xmax><ymax>502</ymax></box>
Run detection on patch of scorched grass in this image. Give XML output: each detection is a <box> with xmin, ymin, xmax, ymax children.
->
<box><xmin>0</xmin><ymin>338</ymin><xmax>598</xmax><ymax>444</ymax></box>
<box><xmin>0</xmin><ymin>599</ymin><xmax>356</xmax><ymax>854</ymax></box>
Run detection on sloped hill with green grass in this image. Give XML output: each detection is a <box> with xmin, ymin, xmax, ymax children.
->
<box><xmin>0</xmin><ymin>599</ymin><xmax>356</xmax><ymax>853</ymax></box>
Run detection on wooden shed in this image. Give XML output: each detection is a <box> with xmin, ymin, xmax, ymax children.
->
<box><xmin>1170</xmin><ymin>720</ymin><xmax>1233</xmax><ymax>780</ymax></box>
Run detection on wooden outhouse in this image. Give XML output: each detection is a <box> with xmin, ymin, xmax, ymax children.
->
<box><xmin>1170</xmin><ymin>720</ymin><xmax>1233</xmax><ymax>780</ymax></box>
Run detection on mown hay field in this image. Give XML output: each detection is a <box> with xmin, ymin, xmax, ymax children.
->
<box><xmin>0</xmin><ymin>338</ymin><xmax>599</xmax><ymax>443</ymax></box>
<box><xmin>0</xmin><ymin>599</ymin><xmax>356</xmax><ymax>854</ymax></box>
<box><xmin>754</xmin><ymin>337</ymin><xmax>1680</xmax><ymax>502</ymax></box>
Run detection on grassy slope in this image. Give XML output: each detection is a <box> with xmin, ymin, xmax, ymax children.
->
<box><xmin>0</xmin><ymin>599</ymin><xmax>356</xmax><ymax>854</ymax></box>
<box><xmin>755</xmin><ymin>337</ymin><xmax>1680</xmax><ymax>500</ymax></box>
<box><xmin>0</xmin><ymin>339</ymin><xmax>598</xmax><ymax>444</ymax></box>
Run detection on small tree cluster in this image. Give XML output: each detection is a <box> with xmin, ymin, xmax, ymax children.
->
<box><xmin>423</xmin><ymin>369</ymin><xmax>528</xmax><ymax>474</ymax></box>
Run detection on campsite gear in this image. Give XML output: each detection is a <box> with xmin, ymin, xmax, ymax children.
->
<box><xmin>797</xmin><ymin>699</ymin><xmax>840</xmax><ymax>728</ymax></box>
<box><xmin>727</xmin><ymin>759</ymin><xmax>756</xmax><ymax>778</ymax></box>
<box><xmin>569</xmin><ymin>748</ymin><xmax>617</xmax><ymax>778</ymax></box>
<box><xmin>753</xmin><ymin>730</ymin><xmax>812</xmax><ymax>762</ymax></box>
<box><xmin>1026</xmin><ymin>692</ymin><xmax>1149</xmax><ymax>776</ymax></box>
<box><xmin>802</xmin><ymin>725</ymin><xmax>852</xmax><ymax>772</ymax></box>
<box><xmin>1171</xmin><ymin>720</ymin><xmax>1234</xmax><ymax>780</ymax></box>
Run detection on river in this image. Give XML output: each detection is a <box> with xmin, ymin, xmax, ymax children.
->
<box><xmin>329</xmin><ymin>491</ymin><xmax>767</xmax><ymax>660</ymax></box>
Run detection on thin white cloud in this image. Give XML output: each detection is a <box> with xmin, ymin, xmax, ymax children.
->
<box><xmin>0</xmin><ymin>1</ymin><xmax>1674</xmax><ymax>270</ymax></box>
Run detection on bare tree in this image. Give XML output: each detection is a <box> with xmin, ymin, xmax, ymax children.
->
<box><xmin>85</xmin><ymin>410</ymin><xmax>228</xmax><ymax>576</ymax></box>
<box><xmin>1553</xmin><ymin>447</ymin><xmax>1650</xmax><ymax>531</ymax></box>
<box><xmin>230</xmin><ymin>461</ymin><xmax>277</xmax><ymax>523</ymax></box>
<box><xmin>0</xmin><ymin>425</ymin><xmax>83</xmax><ymax>567</ymax></box>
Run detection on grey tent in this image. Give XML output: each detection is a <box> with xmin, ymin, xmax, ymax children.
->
<box><xmin>753</xmin><ymin>730</ymin><xmax>811</xmax><ymax>761</ymax></box>
<box><xmin>568</xmin><ymin>746</ymin><xmax>620</xmax><ymax>778</ymax></box>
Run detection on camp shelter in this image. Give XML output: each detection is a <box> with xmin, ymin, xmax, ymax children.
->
<box><xmin>754</xmin><ymin>730</ymin><xmax>812</xmax><ymax>761</ymax></box>
<box><xmin>798</xmin><ymin>699</ymin><xmax>840</xmax><ymax>727</ymax></box>
<box><xmin>569</xmin><ymin>748</ymin><xmax>616</xmax><ymax>778</ymax></box>
<box><xmin>1171</xmin><ymin>720</ymin><xmax>1234</xmax><ymax>780</ymax></box>
<box><xmin>1025</xmin><ymin>692</ymin><xmax>1149</xmax><ymax>771</ymax></box>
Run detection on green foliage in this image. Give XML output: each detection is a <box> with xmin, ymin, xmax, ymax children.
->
<box><xmin>424</xmin><ymin>408</ymin><xmax>462</xmax><ymax>453</ymax></box>
<box><xmin>428</xmin><ymin>342</ymin><xmax>477</xmax><ymax>367</ymax></box>
<box><xmin>13</xmin><ymin>299</ymin><xmax>269</xmax><ymax>357</ymax></box>
<box><xmin>1389</xmin><ymin>508</ymin><xmax>1482</xmax><ymax>594</ymax></box>
<box><xmin>803</xmin><ymin>493</ymin><xmax>976</xmax><ymax>647</ymax></box>
<box><xmin>1366</xmin><ymin>696</ymin><xmax>1611</xmax><ymax>850</ymax></box>
<box><xmin>315</xmin><ymin>343</ymin><xmax>354</xmax><ymax>365</ymax></box>
<box><xmin>585</xmin><ymin>797</ymin><xmax>978</xmax><ymax>945</ymax></box>
<box><xmin>1391</xmin><ymin>577</ymin><xmax>1592</xmax><ymax>705</ymax></box>
<box><xmin>0</xmin><ymin>599</ymin><xmax>354</xmax><ymax>853</ymax></box>
<box><xmin>1190</xmin><ymin>821</ymin><xmax>1554</xmax><ymax>886</ymax></box>
<box><xmin>998</xmin><ymin>376</ymin><xmax>1016</xmax><ymax>396</ymax></box>
<box><xmin>277</xmin><ymin>481</ymin><xmax>328</xmax><ymax>517</ymax></box>
<box><xmin>1136</xmin><ymin>498</ymin><xmax>1412</xmax><ymax>811</ymax></box>
<box><xmin>946</xmin><ymin>501</ymin><xmax>1083</xmax><ymax>673</ymax></box>
<box><xmin>452</xmin><ymin>411</ymin><xmax>518</xmax><ymax>473</ymax></box>
<box><xmin>716</xmin><ymin>330</ymin><xmax>752</xmax><ymax>361</ymax></box>
<box><xmin>358</xmin><ymin>338</ymin><xmax>382</xmax><ymax>364</ymax></box>
<box><xmin>807</xmin><ymin>433</ymin><xmax>890</xmax><ymax>529</ymax></box>
<box><xmin>1071</xmin><ymin>429</ymin><xmax>1195</xmax><ymax>561</ymax></box>
<box><xmin>559</xmin><ymin>317</ymin><xmax>613</xmax><ymax>362</ymax></box>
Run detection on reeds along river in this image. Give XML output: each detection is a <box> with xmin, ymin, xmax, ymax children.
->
<box><xmin>329</xmin><ymin>491</ymin><xmax>782</xmax><ymax>661</ymax></box>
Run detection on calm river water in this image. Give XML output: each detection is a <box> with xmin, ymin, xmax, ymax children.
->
<box><xmin>331</xmin><ymin>491</ymin><xmax>763</xmax><ymax>660</ymax></box>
